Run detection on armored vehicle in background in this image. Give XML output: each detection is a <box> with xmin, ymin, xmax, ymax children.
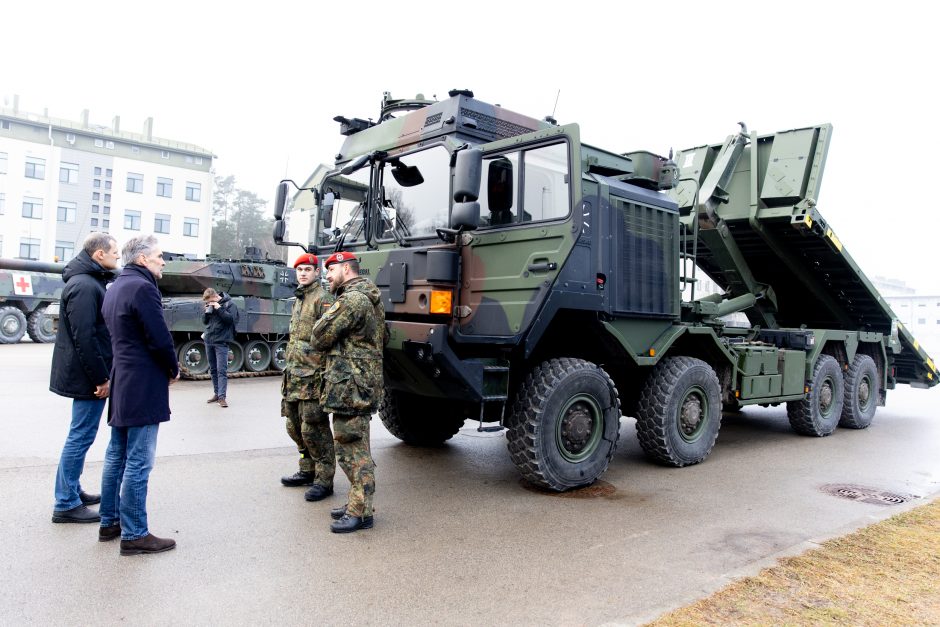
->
<box><xmin>160</xmin><ymin>247</ymin><xmax>297</xmax><ymax>378</ymax></box>
<box><xmin>288</xmin><ymin>89</ymin><xmax>925</xmax><ymax>491</ymax></box>
<box><xmin>0</xmin><ymin>258</ymin><xmax>65</xmax><ymax>344</ymax></box>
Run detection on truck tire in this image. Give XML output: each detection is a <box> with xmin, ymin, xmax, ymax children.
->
<box><xmin>27</xmin><ymin>306</ymin><xmax>57</xmax><ymax>343</ymax></box>
<box><xmin>506</xmin><ymin>358</ymin><xmax>621</xmax><ymax>491</ymax></box>
<box><xmin>787</xmin><ymin>354</ymin><xmax>843</xmax><ymax>436</ymax></box>
<box><xmin>840</xmin><ymin>354</ymin><xmax>878</xmax><ymax>429</ymax></box>
<box><xmin>0</xmin><ymin>306</ymin><xmax>28</xmax><ymax>344</ymax></box>
<box><xmin>635</xmin><ymin>356</ymin><xmax>722</xmax><ymax>467</ymax></box>
<box><xmin>379</xmin><ymin>390</ymin><xmax>468</xmax><ymax>446</ymax></box>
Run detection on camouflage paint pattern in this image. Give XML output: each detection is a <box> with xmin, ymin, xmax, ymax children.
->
<box><xmin>0</xmin><ymin>258</ymin><xmax>67</xmax><ymax>343</ymax></box>
<box><xmin>283</xmin><ymin>282</ymin><xmax>333</xmax><ymax>391</ymax></box>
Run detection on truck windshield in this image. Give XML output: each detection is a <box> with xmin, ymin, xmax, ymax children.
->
<box><xmin>377</xmin><ymin>145</ymin><xmax>451</xmax><ymax>241</ymax></box>
<box><xmin>316</xmin><ymin>169</ymin><xmax>371</xmax><ymax>248</ymax></box>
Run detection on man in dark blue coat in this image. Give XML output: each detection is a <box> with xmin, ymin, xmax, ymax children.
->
<box><xmin>99</xmin><ymin>235</ymin><xmax>180</xmax><ymax>555</ymax></box>
<box><xmin>50</xmin><ymin>233</ymin><xmax>120</xmax><ymax>523</ymax></box>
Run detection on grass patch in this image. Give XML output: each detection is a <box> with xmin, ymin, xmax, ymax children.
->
<box><xmin>647</xmin><ymin>498</ymin><xmax>940</xmax><ymax>626</ymax></box>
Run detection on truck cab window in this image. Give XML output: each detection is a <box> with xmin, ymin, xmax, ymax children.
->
<box><xmin>378</xmin><ymin>146</ymin><xmax>451</xmax><ymax>241</ymax></box>
<box><xmin>479</xmin><ymin>142</ymin><xmax>569</xmax><ymax>228</ymax></box>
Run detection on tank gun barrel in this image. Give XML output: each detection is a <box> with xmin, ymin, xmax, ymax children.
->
<box><xmin>0</xmin><ymin>258</ymin><xmax>66</xmax><ymax>274</ymax></box>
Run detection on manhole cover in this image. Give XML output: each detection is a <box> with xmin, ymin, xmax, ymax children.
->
<box><xmin>820</xmin><ymin>483</ymin><xmax>918</xmax><ymax>506</ymax></box>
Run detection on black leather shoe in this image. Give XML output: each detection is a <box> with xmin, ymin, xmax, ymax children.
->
<box><xmin>330</xmin><ymin>514</ymin><xmax>374</xmax><ymax>533</ymax></box>
<box><xmin>79</xmin><ymin>490</ymin><xmax>101</xmax><ymax>505</ymax></box>
<box><xmin>99</xmin><ymin>524</ymin><xmax>121</xmax><ymax>542</ymax></box>
<box><xmin>52</xmin><ymin>505</ymin><xmax>101</xmax><ymax>524</ymax></box>
<box><xmin>280</xmin><ymin>471</ymin><xmax>315</xmax><ymax>487</ymax></box>
<box><xmin>120</xmin><ymin>533</ymin><xmax>176</xmax><ymax>556</ymax></box>
<box><xmin>304</xmin><ymin>485</ymin><xmax>334</xmax><ymax>502</ymax></box>
<box><xmin>330</xmin><ymin>504</ymin><xmax>347</xmax><ymax>520</ymax></box>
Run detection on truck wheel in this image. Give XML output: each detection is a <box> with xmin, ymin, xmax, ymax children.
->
<box><xmin>507</xmin><ymin>358</ymin><xmax>621</xmax><ymax>491</ymax></box>
<box><xmin>379</xmin><ymin>390</ymin><xmax>468</xmax><ymax>445</ymax></box>
<box><xmin>27</xmin><ymin>306</ymin><xmax>57</xmax><ymax>343</ymax></box>
<box><xmin>244</xmin><ymin>339</ymin><xmax>272</xmax><ymax>372</ymax></box>
<box><xmin>787</xmin><ymin>354</ymin><xmax>843</xmax><ymax>436</ymax></box>
<box><xmin>635</xmin><ymin>356</ymin><xmax>722</xmax><ymax>467</ymax></box>
<box><xmin>0</xmin><ymin>307</ymin><xmax>28</xmax><ymax>344</ymax></box>
<box><xmin>178</xmin><ymin>340</ymin><xmax>209</xmax><ymax>375</ymax></box>
<box><xmin>840</xmin><ymin>354</ymin><xmax>878</xmax><ymax>429</ymax></box>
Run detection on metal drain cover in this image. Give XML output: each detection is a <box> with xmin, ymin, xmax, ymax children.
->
<box><xmin>820</xmin><ymin>483</ymin><xmax>918</xmax><ymax>506</ymax></box>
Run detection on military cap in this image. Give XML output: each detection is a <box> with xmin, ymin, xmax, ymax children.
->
<box><xmin>324</xmin><ymin>251</ymin><xmax>358</xmax><ymax>268</ymax></box>
<box><xmin>293</xmin><ymin>253</ymin><xmax>320</xmax><ymax>268</ymax></box>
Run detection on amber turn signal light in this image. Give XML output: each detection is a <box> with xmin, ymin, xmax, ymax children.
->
<box><xmin>430</xmin><ymin>290</ymin><xmax>452</xmax><ymax>314</ymax></box>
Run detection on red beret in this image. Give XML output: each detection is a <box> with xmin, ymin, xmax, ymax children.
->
<box><xmin>293</xmin><ymin>253</ymin><xmax>319</xmax><ymax>269</ymax></box>
<box><xmin>324</xmin><ymin>251</ymin><xmax>358</xmax><ymax>268</ymax></box>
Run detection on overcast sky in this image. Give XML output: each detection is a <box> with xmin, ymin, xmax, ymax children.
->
<box><xmin>3</xmin><ymin>0</ymin><xmax>937</xmax><ymax>292</ymax></box>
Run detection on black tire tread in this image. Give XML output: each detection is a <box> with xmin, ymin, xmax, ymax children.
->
<box><xmin>787</xmin><ymin>354</ymin><xmax>843</xmax><ymax>437</ymax></box>
<box><xmin>0</xmin><ymin>306</ymin><xmax>27</xmax><ymax>344</ymax></box>
<box><xmin>379</xmin><ymin>390</ymin><xmax>466</xmax><ymax>446</ymax></box>
<box><xmin>635</xmin><ymin>356</ymin><xmax>722</xmax><ymax>467</ymax></box>
<box><xmin>506</xmin><ymin>357</ymin><xmax>621</xmax><ymax>491</ymax></box>
<box><xmin>840</xmin><ymin>354</ymin><xmax>878</xmax><ymax>429</ymax></box>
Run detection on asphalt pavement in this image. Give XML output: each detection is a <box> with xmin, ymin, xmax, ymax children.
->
<box><xmin>1</xmin><ymin>342</ymin><xmax>938</xmax><ymax>625</ymax></box>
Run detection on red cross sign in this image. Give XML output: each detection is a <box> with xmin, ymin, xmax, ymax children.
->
<box><xmin>13</xmin><ymin>274</ymin><xmax>33</xmax><ymax>296</ymax></box>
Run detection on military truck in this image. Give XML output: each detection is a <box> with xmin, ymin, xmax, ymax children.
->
<box><xmin>0</xmin><ymin>258</ymin><xmax>64</xmax><ymax>344</ymax></box>
<box><xmin>273</xmin><ymin>90</ymin><xmax>937</xmax><ymax>491</ymax></box>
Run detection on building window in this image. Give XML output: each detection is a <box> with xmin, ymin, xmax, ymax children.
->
<box><xmin>92</xmin><ymin>204</ymin><xmax>99</xmax><ymax>214</ymax></box>
<box><xmin>156</xmin><ymin>177</ymin><xmax>173</xmax><ymax>197</ymax></box>
<box><xmin>55</xmin><ymin>241</ymin><xmax>74</xmax><ymax>261</ymax></box>
<box><xmin>19</xmin><ymin>238</ymin><xmax>40</xmax><ymax>260</ymax></box>
<box><xmin>186</xmin><ymin>181</ymin><xmax>201</xmax><ymax>202</ymax></box>
<box><xmin>124</xmin><ymin>210</ymin><xmax>141</xmax><ymax>231</ymax></box>
<box><xmin>103</xmin><ymin>206</ymin><xmax>110</xmax><ymax>215</ymax></box>
<box><xmin>59</xmin><ymin>162</ymin><xmax>79</xmax><ymax>184</ymax></box>
<box><xmin>94</xmin><ymin>179</ymin><xmax>101</xmax><ymax>188</ymax></box>
<box><xmin>917</xmin><ymin>318</ymin><xmax>926</xmax><ymax>325</ymax></box>
<box><xmin>102</xmin><ymin>219</ymin><xmax>110</xmax><ymax>229</ymax></box>
<box><xmin>91</xmin><ymin>217</ymin><xmax>98</xmax><ymax>227</ymax></box>
<box><xmin>105</xmin><ymin>141</ymin><xmax>114</xmax><ymax>149</ymax></box>
<box><xmin>104</xmin><ymin>193</ymin><xmax>111</xmax><ymax>202</ymax></box>
<box><xmin>195</xmin><ymin>156</ymin><xmax>203</xmax><ymax>165</ymax></box>
<box><xmin>95</xmin><ymin>139</ymin><xmax>104</xmax><ymax>148</ymax></box>
<box><xmin>127</xmin><ymin>172</ymin><xmax>143</xmax><ymax>193</ymax></box>
<box><xmin>106</xmin><ymin>168</ymin><xmax>112</xmax><ymax>177</ymax></box>
<box><xmin>92</xmin><ymin>192</ymin><xmax>100</xmax><ymax>201</ymax></box>
<box><xmin>184</xmin><ymin>217</ymin><xmax>199</xmax><ymax>237</ymax></box>
<box><xmin>0</xmin><ymin>152</ymin><xmax>7</xmax><ymax>174</ymax></box>
<box><xmin>57</xmin><ymin>201</ymin><xmax>77</xmax><ymax>223</ymax></box>
<box><xmin>104</xmin><ymin>180</ymin><xmax>112</xmax><ymax>190</ymax></box>
<box><xmin>22</xmin><ymin>197</ymin><xmax>43</xmax><ymax>219</ymax></box>
<box><xmin>25</xmin><ymin>156</ymin><xmax>46</xmax><ymax>179</ymax></box>
<box><xmin>1</xmin><ymin>120</ymin><xmax>10</xmax><ymax>130</ymax></box>
<box><xmin>161</xmin><ymin>150</ymin><xmax>170</xmax><ymax>159</ymax></box>
<box><xmin>154</xmin><ymin>213</ymin><xmax>171</xmax><ymax>234</ymax></box>
<box><xmin>95</xmin><ymin>166</ymin><xmax>102</xmax><ymax>176</ymax></box>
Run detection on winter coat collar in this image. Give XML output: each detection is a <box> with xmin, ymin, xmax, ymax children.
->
<box><xmin>62</xmin><ymin>250</ymin><xmax>114</xmax><ymax>283</ymax></box>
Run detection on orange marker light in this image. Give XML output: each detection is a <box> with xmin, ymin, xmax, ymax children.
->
<box><xmin>430</xmin><ymin>290</ymin><xmax>452</xmax><ymax>315</ymax></box>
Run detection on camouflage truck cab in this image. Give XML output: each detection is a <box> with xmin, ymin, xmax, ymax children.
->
<box><xmin>0</xmin><ymin>258</ymin><xmax>66</xmax><ymax>344</ymax></box>
<box><xmin>273</xmin><ymin>90</ymin><xmax>936</xmax><ymax>492</ymax></box>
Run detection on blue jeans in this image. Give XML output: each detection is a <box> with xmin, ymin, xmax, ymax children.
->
<box><xmin>54</xmin><ymin>398</ymin><xmax>106</xmax><ymax>511</ymax></box>
<box><xmin>206</xmin><ymin>342</ymin><xmax>229</xmax><ymax>399</ymax></box>
<box><xmin>99</xmin><ymin>424</ymin><xmax>159</xmax><ymax>540</ymax></box>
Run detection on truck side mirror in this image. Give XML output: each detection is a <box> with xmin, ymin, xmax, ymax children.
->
<box><xmin>273</xmin><ymin>220</ymin><xmax>286</xmax><ymax>244</ymax></box>
<box><xmin>321</xmin><ymin>192</ymin><xmax>335</xmax><ymax>229</ymax></box>
<box><xmin>454</xmin><ymin>148</ymin><xmax>483</xmax><ymax>202</ymax></box>
<box><xmin>274</xmin><ymin>181</ymin><xmax>290</xmax><ymax>220</ymax></box>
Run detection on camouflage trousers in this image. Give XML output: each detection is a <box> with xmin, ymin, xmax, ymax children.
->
<box><xmin>333</xmin><ymin>414</ymin><xmax>375</xmax><ymax>518</ymax></box>
<box><xmin>283</xmin><ymin>399</ymin><xmax>335</xmax><ymax>488</ymax></box>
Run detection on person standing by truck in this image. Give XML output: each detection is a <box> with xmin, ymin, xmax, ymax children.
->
<box><xmin>49</xmin><ymin>232</ymin><xmax>120</xmax><ymax>524</ymax></box>
<box><xmin>201</xmin><ymin>288</ymin><xmax>238</xmax><ymax>408</ymax></box>
<box><xmin>279</xmin><ymin>253</ymin><xmax>335</xmax><ymax>503</ymax></box>
<box><xmin>314</xmin><ymin>251</ymin><xmax>385</xmax><ymax>533</ymax></box>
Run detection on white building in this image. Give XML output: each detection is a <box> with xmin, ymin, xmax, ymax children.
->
<box><xmin>0</xmin><ymin>97</ymin><xmax>214</xmax><ymax>262</ymax></box>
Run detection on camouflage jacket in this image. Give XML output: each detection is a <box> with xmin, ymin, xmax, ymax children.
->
<box><xmin>312</xmin><ymin>276</ymin><xmax>386</xmax><ymax>415</ymax></box>
<box><xmin>285</xmin><ymin>282</ymin><xmax>333</xmax><ymax>378</ymax></box>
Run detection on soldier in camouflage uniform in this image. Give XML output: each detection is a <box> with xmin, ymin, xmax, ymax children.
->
<box><xmin>313</xmin><ymin>251</ymin><xmax>385</xmax><ymax>533</ymax></box>
<box><xmin>280</xmin><ymin>253</ymin><xmax>336</xmax><ymax>502</ymax></box>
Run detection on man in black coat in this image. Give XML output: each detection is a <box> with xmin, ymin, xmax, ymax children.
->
<box><xmin>99</xmin><ymin>235</ymin><xmax>180</xmax><ymax>555</ymax></box>
<box><xmin>50</xmin><ymin>233</ymin><xmax>120</xmax><ymax>523</ymax></box>
<box><xmin>201</xmin><ymin>287</ymin><xmax>238</xmax><ymax>407</ymax></box>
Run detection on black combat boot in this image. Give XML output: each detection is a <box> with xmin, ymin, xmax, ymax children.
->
<box><xmin>280</xmin><ymin>471</ymin><xmax>315</xmax><ymax>487</ymax></box>
<box><xmin>330</xmin><ymin>513</ymin><xmax>374</xmax><ymax>533</ymax></box>
<box><xmin>304</xmin><ymin>485</ymin><xmax>333</xmax><ymax>502</ymax></box>
<box><xmin>330</xmin><ymin>504</ymin><xmax>347</xmax><ymax>520</ymax></box>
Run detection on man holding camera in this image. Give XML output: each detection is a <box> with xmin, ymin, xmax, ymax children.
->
<box><xmin>202</xmin><ymin>288</ymin><xmax>238</xmax><ymax>408</ymax></box>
